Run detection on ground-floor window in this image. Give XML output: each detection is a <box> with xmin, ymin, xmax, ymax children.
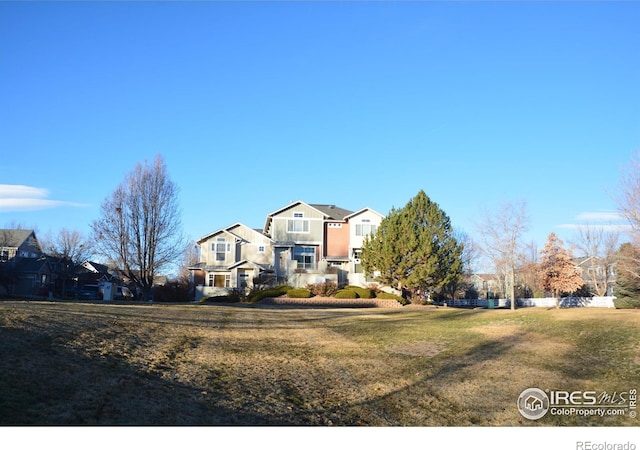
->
<box><xmin>293</xmin><ymin>246</ymin><xmax>316</xmax><ymax>270</ymax></box>
<box><xmin>208</xmin><ymin>273</ymin><xmax>231</xmax><ymax>288</ymax></box>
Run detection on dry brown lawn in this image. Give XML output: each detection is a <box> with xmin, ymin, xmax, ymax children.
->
<box><xmin>1</xmin><ymin>301</ymin><xmax>638</xmax><ymax>426</ymax></box>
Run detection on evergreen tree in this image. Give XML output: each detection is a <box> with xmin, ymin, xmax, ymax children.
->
<box><xmin>538</xmin><ymin>232</ymin><xmax>584</xmax><ymax>306</ymax></box>
<box><xmin>613</xmin><ymin>242</ymin><xmax>640</xmax><ymax>308</ymax></box>
<box><xmin>361</xmin><ymin>190</ymin><xmax>463</xmax><ymax>301</ymax></box>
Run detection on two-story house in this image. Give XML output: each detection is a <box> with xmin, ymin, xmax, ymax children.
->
<box><xmin>192</xmin><ymin>223</ymin><xmax>275</xmax><ymax>299</ymax></box>
<box><xmin>263</xmin><ymin>201</ymin><xmax>384</xmax><ymax>288</ymax></box>
<box><xmin>191</xmin><ymin>201</ymin><xmax>384</xmax><ymax>300</ymax></box>
<box><xmin>574</xmin><ymin>256</ymin><xmax>617</xmax><ymax>296</ymax></box>
<box><xmin>0</xmin><ymin>229</ymin><xmax>52</xmax><ymax>297</ymax></box>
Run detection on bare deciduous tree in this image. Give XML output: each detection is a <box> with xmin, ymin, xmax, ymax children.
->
<box><xmin>616</xmin><ymin>152</ymin><xmax>640</xmax><ymax>285</ymax></box>
<box><xmin>571</xmin><ymin>225</ymin><xmax>619</xmax><ymax>296</ymax></box>
<box><xmin>618</xmin><ymin>152</ymin><xmax>640</xmax><ymax>232</ymax></box>
<box><xmin>40</xmin><ymin>228</ymin><xmax>94</xmax><ymax>263</ymax></box>
<box><xmin>476</xmin><ymin>200</ymin><xmax>530</xmax><ymax>310</ymax></box>
<box><xmin>91</xmin><ymin>155</ymin><xmax>185</xmax><ymax>299</ymax></box>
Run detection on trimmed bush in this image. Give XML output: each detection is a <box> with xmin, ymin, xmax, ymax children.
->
<box><xmin>200</xmin><ymin>294</ymin><xmax>240</xmax><ymax>304</ymax></box>
<box><xmin>246</xmin><ymin>285</ymin><xmax>292</xmax><ymax>303</ymax></box>
<box><xmin>287</xmin><ymin>288</ymin><xmax>312</xmax><ymax>298</ymax></box>
<box><xmin>345</xmin><ymin>285</ymin><xmax>374</xmax><ymax>299</ymax></box>
<box><xmin>334</xmin><ymin>289</ymin><xmax>359</xmax><ymax>299</ymax></box>
<box><xmin>375</xmin><ymin>291</ymin><xmax>410</xmax><ymax>305</ymax></box>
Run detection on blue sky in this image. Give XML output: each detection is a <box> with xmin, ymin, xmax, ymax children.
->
<box><xmin>1</xmin><ymin>1</ymin><xmax>639</xmax><ymax>257</ymax></box>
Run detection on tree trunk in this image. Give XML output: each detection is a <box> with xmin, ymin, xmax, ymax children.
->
<box><xmin>510</xmin><ymin>266</ymin><xmax>516</xmax><ymax>310</ymax></box>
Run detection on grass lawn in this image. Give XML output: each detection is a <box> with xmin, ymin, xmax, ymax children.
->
<box><xmin>0</xmin><ymin>300</ymin><xmax>638</xmax><ymax>426</ymax></box>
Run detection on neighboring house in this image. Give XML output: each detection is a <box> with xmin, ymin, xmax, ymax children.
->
<box><xmin>73</xmin><ymin>260</ymin><xmax>119</xmax><ymax>288</ymax></box>
<box><xmin>574</xmin><ymin>256</ymin><xmax>617</xmax><ymax>296</ymax></box>
<box><xmin>192</xmin><ymin>223</ymin><xmax>275</xmax><ymax>300</ymax></box>
<box><xmin>191</xmin><ymin>201</ymin><xmax>384</xmax><ymax>299</ymax></box>
<box><xmin>0</xmin><ymin>229</ymin><xmax>52</xmax><ymax>297</ymax></box>
<box><xmin>470</xmin><ymin>273</ymin><xmax>501</xmax><ymax>299</ymax></box>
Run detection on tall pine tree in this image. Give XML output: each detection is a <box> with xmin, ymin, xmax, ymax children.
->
<box><xmin>361</xmin><ymin>190</ymin><xmax>463</xmax><ymax>301</ymax></box>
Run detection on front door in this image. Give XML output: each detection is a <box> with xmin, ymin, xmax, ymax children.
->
<box><xmin>238</xmin><ymin>269</ymin><xmax>251</xmax><ymax>291</ymax></box>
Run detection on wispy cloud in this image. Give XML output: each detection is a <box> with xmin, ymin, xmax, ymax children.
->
<box><xmin>556</xmin><ymin>210</ymin><xmax>632</xmax><ymax>233</ymax></box>
<box><xmin>556</xmin><ymin>222</ymin><xmax>632</xmax><ymax>232</ymax></box>
<box><xmin>0</xmin><ymin>184</ymin><xmax>88</xmax><ymax>212</ymax></box>
<box><xmin>575</xmin><ymin>211</ymin><xmax>625</xmax><ymax>222</ymax></box>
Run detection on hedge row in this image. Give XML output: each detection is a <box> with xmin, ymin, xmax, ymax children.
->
<box><xmin>202</xmin><ymin>284</ymin><xmax>407</xmax><ymax>305</ymax></box>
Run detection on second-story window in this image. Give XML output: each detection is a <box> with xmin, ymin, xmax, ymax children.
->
<box><xmin>356</xmin><ymin>220</ymin><xmax>377</xmax><ymax>237</ymax></box>
<box><xmin>213</xmin><ymin>238</ymin><xmax>230</xmax><ymax>262</ymax></box>
<box><xmin>287</xmin><ymin>212</ymin><xmax>309</xmax><ymax>233</ymax></box>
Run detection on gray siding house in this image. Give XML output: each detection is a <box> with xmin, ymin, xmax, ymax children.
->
<box><xmin>191</xmin><ymin>201</ymin><xmax>385</xmax><ymax>299</ymax></box>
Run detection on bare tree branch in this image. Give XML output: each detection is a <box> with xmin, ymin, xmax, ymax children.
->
<box><xmin>91</xmin><ymin>155</ymin><xmax>185</xmax><ymax>298</ymax></box>
<box><xmin>476</xmin><ymin>200</ymin><xmax>530</xmax><ymax>310</ymax></box>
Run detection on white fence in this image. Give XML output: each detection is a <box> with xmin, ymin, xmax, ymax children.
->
<box><xmin>445</xmin><ymin>296</ymin><xmax>616</xmax><ymax>308</ymax></box>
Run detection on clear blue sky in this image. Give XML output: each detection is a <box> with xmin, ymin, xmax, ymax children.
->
<box><xmin>1</xmin><ymin>1</ymin><xmax>639</xmax><ymax>258</ymax></box>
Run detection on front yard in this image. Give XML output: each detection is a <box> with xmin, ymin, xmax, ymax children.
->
<box><xmin>1</xmin><ymin>301</ymin><xmax>638</xmax><ymax>426</ymax></box>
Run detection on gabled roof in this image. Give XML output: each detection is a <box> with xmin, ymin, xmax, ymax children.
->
<box><xmin>263</xmin><ymin>200</ymin><xmax>354</xmax><ymax>232</ymax></box>
<box><xmin>227</xmin><ymin>260</ymin><xmax>271</xmax><ymax>271</ymax></box>
<box><xmin>13</xmin><ymin>256</ymin><xmax>51</xmax><ymax>273</ymax></box>
<box><xmin>343</xmin><ymin>207</ymin><xmax>385</xmax><ymax>220</ymax></box>
<box><xmin>80</xmin><ymin>261</ymin><xmax>111</xmax><ymax>274</ymax></box>
<box><xmin>197</xmin><ymin>222</ymin><xmax>272</xmax><ymax>245</ymax></box>
<box><xmin>197</xmin><ymin>227</ymin><xmax>239</xmax><ymax>245</ymax></box>
<box><xmin>0</xmin><ymin>229</ymin><xmax>36</xmax><ymax>248</ymax></box>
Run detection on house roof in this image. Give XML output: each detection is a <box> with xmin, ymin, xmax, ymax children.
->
<box><xmin>343</xmin><ymin>207</ymin><xmax>385</xmax><ymax>220</ymax></box>
<box><xmin>0</xmin><ymin>229</ymin><xmax>35</xmax><ymax>248</ymax></box>
<box><xmin>227</xmin><ymin>260</ymin><xmax>271</xmax><ymax>271</ymax></box>
<box><xmin>80</xmin><ymin>261</ymin><xmax>111</xmax><ymax>274</ymax></box>
<box><xmin>13</xmin><ymin>256</ymin><xmax>51</xmax><ymax>273</ymax></box>
<box><xmin>197</xmin><ymin>222</ymin><xmax>272</xmax><ymax>245</ymax></box>
<box><xmin>197</xmin><ymin>227</ymin><xmax>238</xmax><ymax>245</ymax></box>
<box><xmin>263</xmin><ymin>200</ymin><xmax>354</xmax><ymax>232</ymax></box>
<box><xmin>309</xmin><ymin>204</ymin><xmax>354</xmax><ymax>221</ymax></box>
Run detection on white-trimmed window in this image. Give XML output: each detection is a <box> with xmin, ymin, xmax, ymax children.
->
<box><xmin>355</xmin><ymin>219</ymin><xmax>377</xmax><ymax>237</ymax></box>
<box><xmin>212</xmin><ymin>238</ymin><xmax>231</xmax><ymax>262</ymax></box>
<box><xmin>258</xmin><ymin>245</ymin><xmax>265</xmax><ymax>253</ymax></box>
<box><xmin>287</xmin><ymin>212</ymin><xmax>309</xmax><ymax>233</ymax></box>
<box><xmin>293</xmin><ymin>246</ymin><xmax>316</xmax><ymax>269</ymax></box>
<box><xmin>209</xmin><ymin>273</ymin><xmax>231</xmax><ymax>288</ymax></box>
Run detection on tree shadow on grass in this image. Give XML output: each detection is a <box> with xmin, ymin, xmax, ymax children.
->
<box><xmin>0</xmin><ymin>326</ymin><xmax>300</xmax><ymax>425</ymax></box>
<box><xmin>327</xmin><ymin>333</ymin><xmax>524</xmax><ymax>426</ymax></box>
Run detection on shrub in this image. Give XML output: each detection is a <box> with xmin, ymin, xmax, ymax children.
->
<box><xmin>375</xmin><ymin>291</ymin><xmax>410</xmax><ymax>305</ymax></box>
<box><xmin>344</xmin><ymin>285</ymin><xmax>374</xmax><ymax>299</ymax></box>
<box><xmin>334</xmin><ymin>289</ymin><xmax>359</xmax><ymax>299</ymax></box>
<box><xmin>246</xmin><ymin>285</ymin><xmax>291</xmax><ymax>303</ymax></box>
<box><xmin>200</xmin><ymin>294</ymin><xmax>240</xmax><ymax>304</ymax></box>
<box><xmin>613</xmin><ymin>297</ymin><xmax>640</xmax><ymax>309</ymax></box>
<box><xmin>308</xmin><ymin>281</ymin><xmax>339</xmax><ymax>297</ymax></box>
<box><xmin>152</xmin><ymin>281</ymin><xmax>191</xmax><ymax>302</ymax></box>
<box><xmin>287</xmin><ymin>288</ymin><xmax>312</xmax><ymax>298</ymax></box>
